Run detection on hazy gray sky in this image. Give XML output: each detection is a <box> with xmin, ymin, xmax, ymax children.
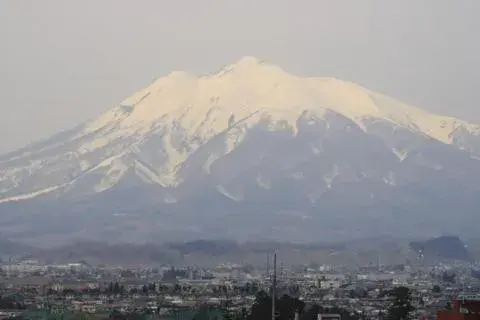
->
<box><xmin>1</xmin><ymin>0</ymin><xmax>479</xmax><ymax>153</ymax></box>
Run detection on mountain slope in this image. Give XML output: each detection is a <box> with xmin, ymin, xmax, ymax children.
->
<box><xmin>410</xmin><ymin>236</ymin><xmax>472</xmax><ymax>262</ymax></box>
<box><xmin>1</xmin><ymin>56</ymin><xmax>480</xmax><ymax>245</ymax></box>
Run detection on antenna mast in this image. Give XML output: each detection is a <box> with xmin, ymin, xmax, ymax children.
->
<box><xmin>272</xmin><ymin>249</ymin><xmax>277</xmax><ymax>320</ymax></box>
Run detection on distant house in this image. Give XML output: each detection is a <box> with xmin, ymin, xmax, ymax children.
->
<box><xmin>437</xmin><ymin>294</ymin><xmax>480</xmax><ymax>320</ymax></box>
<box><xmin>318</xmin><ymin>314</ymin><xmax>341</xmax><ymax>320</ymax></box>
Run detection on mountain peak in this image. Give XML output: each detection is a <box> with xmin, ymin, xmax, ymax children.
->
<box><xmin>232</xmin><ymin>56</ymin><xmax>266</xmax><ymax>67</ymax></box>
<box><xmin>215</xmin><ymin>56</ymin><xmax>286</xmax><ymax>77</ymax></box>
<box><xmin>96</xmin><ymin>57</ymin><xmax>479</xmax><ymax>147</ymax></box>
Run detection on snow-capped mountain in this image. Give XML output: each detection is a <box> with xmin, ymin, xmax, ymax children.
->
<box><xmin>2</xmin><ymin>56</ymin><xmax>480</xmax><ymax>245</ymax></box>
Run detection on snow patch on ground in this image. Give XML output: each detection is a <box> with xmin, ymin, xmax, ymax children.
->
<box><xmin>78</xmin><ymin>138</ymin><xmax>110</xmax><ymax>154</ymax></box>
<box><xmin>94</xmin><ymin>159</ymin><xmax>128</xmax><ymax>193</ymax></box>
<box><xmin>216</xmin><ymin>185</ymin><xmax>243</xmax><ymax>201</ymax></box>
<box><xmin>134</xmin><ymin>160</ymin><xmax>163</xmax><ymax>185</ymax></box>
<box><xmin>382</xmin><ymin>172</ymin><xmax>397</xmax><ymax>186</ymax></box>
<box><xmin>225</xmin><ymin>126</ymin><xmax>247</xmax><ymax>154</ymax></box>
<box><xmin>307</xmin><ymin>188</ymin><xmax>328</xmax><ymax>204</ymax></box>
<box><xmin>0</xmin><ymin>185</ymin><xmax>61</xmax><ymax>204</ymax></box>
<box><xmin>164</xmin><ymin>194</ymin><xmax>177</xmax><ymax>204</ymax></box>
<box><xmin>323</xmin><ymin>165</ymin><xmax>340</xmax><ymax>188</ymax></box>
<box><xmin>203</xmin><ymin>154</ymin><xmax>219</xmax><ymax>174</ymax></box>
<box><xmin>311</xmin><ymin>145</ymin><xmax>321</xmax><ymax>155</ymax></box>
<box><xmin>256</xmin><ymin>173</ymin><xmax>271</xmax><ymax>189</ymax></box>
<box><xmin>79</xmin><ymin>160</ymin><xmax>90</xmax><ymax>171</ymax></box>
<box><xmin>392</xmin><ymin>148</ymin><xmax>409</xmax><ymax>162</ymax></box>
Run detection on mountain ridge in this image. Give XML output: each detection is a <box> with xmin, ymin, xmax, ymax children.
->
<box><xmin>2</xmin><ymin>56</ymin><xmax>480</xmax><ymax>202</ymax></box>
<box><xmin>85</xmin><ymin>55</ymin><xmax>480</xmax><ymax>146</ymax></box>
<box><xmin>1</xmin><ymin>57</ymin><xmax>480</xmax><ymax>244</ymax></box>
<box><xmin>0</xmin><ymin>236</ymin><xmax>472</xmax><ymax>267</ymax></box>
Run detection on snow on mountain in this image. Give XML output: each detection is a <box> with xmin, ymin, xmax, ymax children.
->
<box><xmin>0</xmin><ymin>55</ymin><xmax>478</xmax><ymax>200</ymax></box>
<box><xmin>2</xmin><ymin>56</ymin><xmax>480</xmax><ymax>244</ymax></box>
<box><xmin>84</xmin><ymin>56</ymin><xmax>479</xmax><ymax>146</ymax></box>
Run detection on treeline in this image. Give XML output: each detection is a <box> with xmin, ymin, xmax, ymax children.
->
<box><xmin>0</xmin><ymin>296</ymin><xmax>26</xmax><ymax>310</ymax></box>
<box><xmin>222</xmin><ymin>286</ymin><xmax>414</xmax><ymax>320</ymax></box>
<box><xmin>220</xmin><ymin>291</ymin><xmax>362</xmax><ymax>320</ymax></box>
<box><xmin>46</xmin><ymin>281</ymin><xmax>264</xmax><ymax>297</ymax></box>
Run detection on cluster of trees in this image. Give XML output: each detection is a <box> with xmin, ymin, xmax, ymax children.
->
<box><xmin>0</xmin><ymin>296</ymin><xmax>26</xmax><ymax>310</ymax></box>
<box><xmin>213</xmin><ymin>290</ymin><xmax>362</xmax><ymax>320</ymax></box>
<box><xmin>107</xmin><ymin>282</ymin><xmax>126</xmax><ymax>295</ymax></box>
<box><xmin>45</xmin><ymin>281</ymin><xmax>265</xmax><ymax>298</ymax></box>
<box><xmin>46</xmin><ymin>282</ymin><xmax>179</xmax><ymax>297</ymax></box>
<box><xmin>162</xmin><ymin>267</ymin><xmax>188</xmax><ymax>281</ymax></box>
<box><xmin>220</xmin><ymin>286</ymin><xmax>415</xmax><ymax>320</ymax></box>
<box><xmin>385</xmin><ymin>287</ymin><xmax>415</xmax><ymax>320</ymax></box>
<box><xmin>441</xmin><ymin>271</ymin><xmax>456</xmax><ymax>284</ymax></box>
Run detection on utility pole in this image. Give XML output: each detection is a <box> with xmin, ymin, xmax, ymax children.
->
<box><xmin>377</xmin><ymin>251</ymin><xmax>381</xmax><ymax>272</ymax></box>
<box><xmin>266</xmin><ymin>252</ymin><xmax>270</xmax><ymax>279</ymax></box>
<box><xmin>272</xmin><ymin>249</ymin><xmax>277</xmax><ymax>320</ymax></box>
